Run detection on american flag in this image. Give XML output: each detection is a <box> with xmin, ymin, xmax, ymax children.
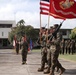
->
<box><xmin>40</xmin><ymin>0</ymin><xmax>50</xmax><ymax>15</ymax></box>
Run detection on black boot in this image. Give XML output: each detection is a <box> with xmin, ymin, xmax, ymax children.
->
<box><xmin>38</xmin><ymin>68</ymin><xmax>44</xmax><ymax>72</ymax></box>
<box><xmin>56</xmin><ymin>66</ymin><xmax>59</xmax><ymax>72</ymax></box>
<box><xmin>59</xmin><ymin>68</ymin><xmax>65</xmax><ymax>75</ymax></box>
<box><xmin>44</xmin><ymin>67</ymin><xmax>50</xmax><ymax>74</ymax></box>
<box><xmin>49</xmin><ymin>70</ymin><xmax>54</xmax><ymax>75</ymax></box>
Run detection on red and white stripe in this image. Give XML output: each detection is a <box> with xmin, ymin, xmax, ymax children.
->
<box><xmin>40</xmin><ymin>0</ymin><xmax>50</xmax><ymax>15</ymax></box>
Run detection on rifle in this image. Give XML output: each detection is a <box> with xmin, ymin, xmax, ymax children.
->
<box><xmin>37</xmin><ymin>24</ymin><xmax>47</xmax><ymax>44</ymax></box>
<box><xmin>45</xmin><ymin>24</ymin><xmax>47</xmax><ymax>28</ymax></box>
<box><xmin>49</xmin><ymin>20</ymin><xmax>65</xmax><ymax>41</ymax></box>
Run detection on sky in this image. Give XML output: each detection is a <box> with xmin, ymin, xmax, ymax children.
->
<box><xmin>0</xmin><ymin>0</ymin><xmax>76</xmax><ymax>29</ymax></box>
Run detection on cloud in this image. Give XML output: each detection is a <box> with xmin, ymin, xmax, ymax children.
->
<box><xmin>74</xmin><ymin>0</ymin><xmax>76</xmax><ymax>2</ymax></box>
<box><xmin>0</xmin><ymin>0</ymin><xmax>40</xmax><ymax>28</ymax></box>
<box><xmin>0</xmin><ymin>0</ymin><xmax>76</xmax><ymax>29</ymax></box>
<box><xmin>15</xmin><ymin>11</ymin><xmax>40</xmax><ymax>28</ymax></box>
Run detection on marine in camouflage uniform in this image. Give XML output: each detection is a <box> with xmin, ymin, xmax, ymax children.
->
<box><xmin>67</xmin><ymin>40</ymin><xmax>71</xmax><ymax>54</ymax></box>
<box><xmin>43</xmin><ymin>26</ymin><xmax>54</xmax><ymax>74</ymax></box>
<box><xmin>38</xmin><ymin>28</ymin><xmax>48</xmax><ymax>72</ymax></box>
<box><xmin>64</xmin><ymin>40</ymin><xmax>68</xmax><ymax>54</ymax></box>
<box><xmin>21</xmin><ymin>36</ymin><xmax>28</xmax><ymax>65</ymax></box>
<box><xmin>60</xmin><ymin>39</ymin><xmax>65</xmax><ymax>54</ymax></box>
<box><xmin>70</xmin><ymin>40</ymin><xmax>75</xmax><ymax>54</ymax></box>
<box><xmin>44</xmin><ymin>25</ymin><xmax>61</xmax><ymax>74</ymax></box>
<box><xmin>49</xmin><ymin>25</ymin><xmax>65</xmax><ymax>75</ymax></box>
<box><xmin>15</xmin><ymin>40</ymin><xmax>20</xmax><ymax>54</ymax></box>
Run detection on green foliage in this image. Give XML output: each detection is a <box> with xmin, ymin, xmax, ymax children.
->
<box><xmin>17</xmin><ymin>19</ymin><xmax>25</xmax><ymax>26</ymax></box>
<box><xmin>72</xmin><ymin>27</ymin><xmax>76</xmax><ymax>34</ymax></box>
<box><xmin>8</xmin><ymin>29</ymin><xmax>16</xmax><ymax>43</ymax></box>
<box><xmin>70</xmin><ymin>27</ymin><xmax>76</xmax><ymax>40</ymax></box>
<box><xmin>16</xmin><ymin>25</ymin><xmax>26</xmax><ymax>41</ymax></box>
<box><xmin>25</xmin><ymin>25</ymin><xmax>39</xmax><ymax>42</ymax></box>
<box><xmin>8</xmin><ymin>19</ymin><xmax>39</xmax><ymax>44</ymax></box>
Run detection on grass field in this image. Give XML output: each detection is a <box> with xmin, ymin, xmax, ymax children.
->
<box><xmin>59</xmin><ymin>54</ymin><xmax>76</xmax><ymax>62</ymax></box>
<box><xmin>32</xmin><ymin>49</ymin><xmax>76</xmax><ymax>62</ymax></box>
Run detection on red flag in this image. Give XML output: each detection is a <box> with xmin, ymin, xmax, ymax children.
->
<box><xmin>49</xmin><ymin>0</ymin><xmax>76</xmax><ymax>19</ymax></box>
<box><xmin>40</xmin><ymin>0</ymin><xmax>50</xmax><ymax>15</ymax></box>
<box><xmin>13</xmin><ymin>35</ymin><xmax>16</xmax><ymax>48</ymax></box>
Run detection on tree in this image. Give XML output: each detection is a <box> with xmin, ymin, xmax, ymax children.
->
<box><xmin>17</xmin><ymin>19</ymin><xmax>25</xmax><ymax>26</ymax></box>
<box><xmin>8</xmin><ymin>19</ymin><xmax>39</xmax><ymax>44</ymax></box>
<box><xmin>25</xmin><ymin>25</ymin><xmax>39</xmax><ymax>42</ymax></box>
<box><xmin>8</xmin><ymin>19</ymin><xmax>26</xmax><ymax>43</ymax></box>
<box><xmin>8</xmin><ymin>28</ymin><xmax>16</xmax><ymax>43</ymax></box>
<box><xmin>70</xmin><ymin>27</ymin><xmax>76</xmax><ymax>40</ymax></box>
<box><xmin>15</xmin><ymin>19</ymin><xmax>26</xmax><ymax>41</ymax></box>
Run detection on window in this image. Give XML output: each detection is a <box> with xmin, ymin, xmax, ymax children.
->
<box><xmin>62</xmin><ymin>31</ymin><xmax>67</xmax><ymax>35</ymax></box>
<box><xmin>0</xmin><ymin>24</ymin><xmax>12</xmax><ymax>28</ymax></box>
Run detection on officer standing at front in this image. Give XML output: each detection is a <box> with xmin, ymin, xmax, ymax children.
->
<box><xmin>21</xmin><ymin>35</ymin><xmax>28</xmax><ymax>65</ymax></box>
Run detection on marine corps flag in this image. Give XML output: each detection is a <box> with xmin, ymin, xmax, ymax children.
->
<box><xmin>49</xmin><ymin>0</ymin><xmax>76</xmax><ymax>19</ymax></box>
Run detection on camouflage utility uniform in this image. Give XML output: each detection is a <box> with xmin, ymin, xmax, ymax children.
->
<box><xmin>49</xmin><ymin>33</ymin><xmax>65</xmax><ymax>75</ymax></box>
<box><xmin>21</xmin><ymin>36</ymin><xmax>28</xmax><ymax>65</ymax></box>
<box><xmin>38</xmin><ymin>30</ymin><xmax>48</xmax><ymax>72</ymax></box>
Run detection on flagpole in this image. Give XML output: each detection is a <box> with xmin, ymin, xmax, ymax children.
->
<box><xmin>40</xmin><ymin>14</ymin><xmax>42</xmax><ymax>44</ymax></box>
<box><xmin>48</xmin><ymin>13</ymin><xmax>50</xmax><ymax>29</ymax></box>
<box><xmin>47</xmin><ymin>13</ymin><xmax>50</xmax><ymax>43</ymax></box>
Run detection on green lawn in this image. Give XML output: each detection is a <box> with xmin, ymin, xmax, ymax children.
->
<box><xmin>59</xmin><ymin>54</ymin><xmax>76</xmax><ymax>62</ymax></box>
<box><xmin>32</xmin><ymin>49</ymin><xmax>76</xmax><ymax>62</ymax></box>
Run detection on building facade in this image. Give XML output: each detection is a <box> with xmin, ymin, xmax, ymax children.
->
<box><xmin>0</xmin><ymin>21</ymin><xmax>72</xmax><ymax>49</ymax></box>
<box><xmin>59</xmin><ymin>29</ymin><xmax>72</xmax><ymax>40</ymax></box>
<box><xmin>35</xmin><ymin>28</ymin><xmax>72</xmax><ymax>40</ymax></box>
<box><xmin>0</xmin><ymin>20</ymin><xmax>16</xmax><ymax>49</ymax></box>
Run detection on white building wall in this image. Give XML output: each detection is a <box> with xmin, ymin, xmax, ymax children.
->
<box><xmin>0</xmin><ymin>20</ymin><xmax>16</xmax><ymax>39</ymax></box>
<box><xmin>62</xmin><ymin>30</ymin><xmax>71</xmax><ymax>39</ymax></box>
<box><xmin>0</xmin><ymin>20</ymin><xmax>16</xmax><ymax>27</ymax></box>
<box><xmin>63</xmin><ymin>35</ymin><xmax>68</xmax><ymax>39</ymax></box>
<box><xmin>0</xmin><ymin>28</ymin><xmax>11</xmax><ymax>38</ymax></box>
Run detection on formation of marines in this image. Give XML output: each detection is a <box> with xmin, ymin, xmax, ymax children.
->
<box><xmin>37</xmin><ymin>23</ymin><xmax>66</xmax><ymax>75</ymax></box>
<box><xmin>60</xmin><ymin>39</ymin><xmax>76</xmax><ymax>55</ymax></box>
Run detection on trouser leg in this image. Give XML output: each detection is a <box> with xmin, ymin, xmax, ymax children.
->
<box><xmin>38</xmin><ymin>47</ymin><xmax>47</xmax><ymax>71</ymax></box>
<box><xmin>22</xmin><ymin>50</ymin><xmax>27</xmax><ymax>63</ymax></box>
